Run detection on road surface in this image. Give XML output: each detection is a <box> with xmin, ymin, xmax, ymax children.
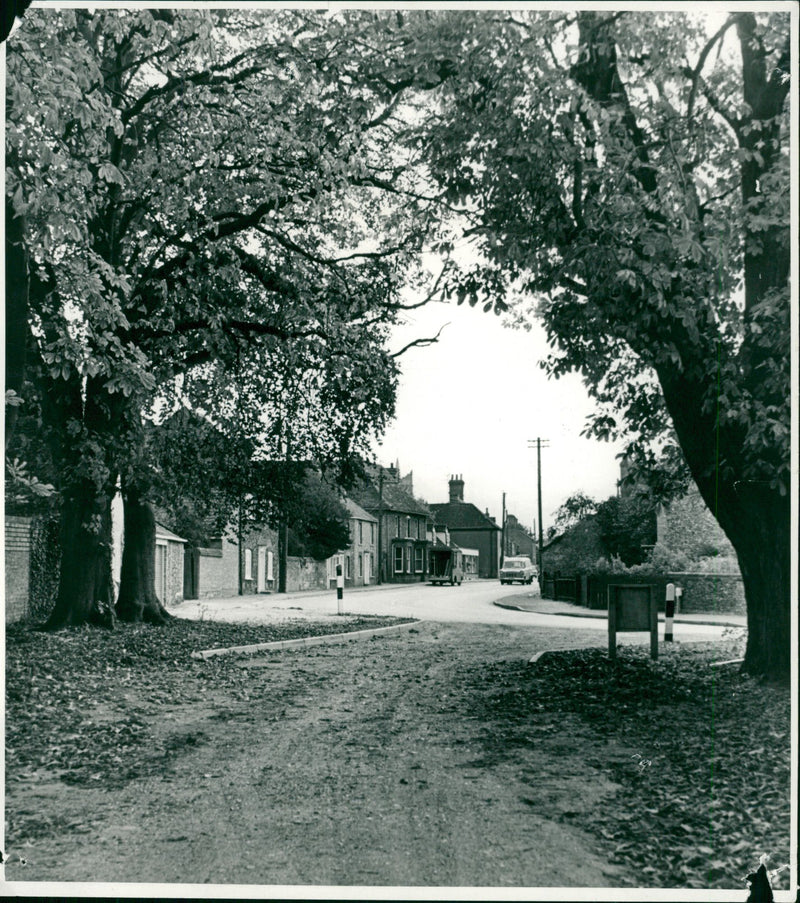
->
<box><xmin>174</xmin><ymin>578</ymin><xmax>732</xmax><ymax>644</ymax></box>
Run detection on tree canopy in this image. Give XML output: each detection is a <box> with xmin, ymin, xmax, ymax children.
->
<box><xmin>392</xmin><ymin>9</ymin><xmax>791</xmax><ymax>678</ymax></box>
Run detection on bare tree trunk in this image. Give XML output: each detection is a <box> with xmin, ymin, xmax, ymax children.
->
<box><xmin>116</xmin><ymin>486</ymin><xmax>172</xmax><ymax>624</ymax></box>
<box><xmin>45</xmin><ymin>482</ymin><xmax>115</xmax><ymax>628</ymax></box>
<box><xmin>731</xmin><ymin>488</ymin><xmax>790</xmax><ymax>682</ymax></box>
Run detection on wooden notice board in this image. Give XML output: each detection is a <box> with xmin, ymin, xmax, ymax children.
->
<box><xmin>608</xmin><ymin>584</ymin><xmax>658</xmax><ymax>661</ymax></box>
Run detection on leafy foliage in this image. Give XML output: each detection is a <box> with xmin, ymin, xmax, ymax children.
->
<box><xmin>595</xmin><ymin>494</ymin><xmax>657</xmax><ymax>567</ymax></box>
<box><xmin>393</xmin><ymin>9</ymin><xmax>791</xmax><ymax>677</ymax></box>
<box><xmin>548</xmin><ymin>492</ymin><xmax>598</xmax><ymax>540</ymax></box>
<box><xmin>6</xmin><ymin>8</ymin><xmax>452</xmax><ymax>621</ymax></box>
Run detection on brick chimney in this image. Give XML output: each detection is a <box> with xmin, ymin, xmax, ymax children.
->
<box><xmin>448</xmin><ymin>474</ymin><xmax>464</xmax><ymax>503</ymax></box>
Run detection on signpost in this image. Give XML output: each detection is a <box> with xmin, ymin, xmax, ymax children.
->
<box><xmin>608</xmin><ymin>584</ymin><xmax>658</xmax><ymax>661</ymax></box>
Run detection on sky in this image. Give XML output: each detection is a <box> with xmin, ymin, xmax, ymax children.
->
<box><xmin>374</xmin><ymin>299</ymin><xmax>625</xmax><ymax>537</ymax></box>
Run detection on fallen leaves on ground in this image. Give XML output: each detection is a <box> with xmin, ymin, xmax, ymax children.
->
<box><xmin>5</xmin><ymin>616</ymin><xmax>408</xmax><ymax>795</ymax></box>
<box><xmin>455</xmin><ymin>634</ymin><xmax>791</xmax><ymax>890</ymax></box>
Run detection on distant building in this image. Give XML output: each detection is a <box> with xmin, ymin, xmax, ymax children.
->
<box><xmin>504</xmin><ymin>513</ymin><xmax>535</xmax><ymax>559</ymax></box>
<box><xmin>429</xmin><ymin>475</ymin><xmax>501</xmax><ymax>578</ymax></box>
<box><xmin>349</xmin><ymin>464</ymin><xmax>432</xmax><ymax>584</ymax></box>
<box><xmin>327</xmin><ymin>498</ymin><xmax>378</xmax><ymax>588</ymax></box>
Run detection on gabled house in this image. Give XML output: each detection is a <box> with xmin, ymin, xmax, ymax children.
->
<box><xmin>327</xmin><ymin>498</ymin><xmax>378</xmax><ymax>588</ymax></box>
<box><xmin>504</xmin><ymin>513</ymin><xmax>536</xmax><ymax>559</ymax></box>
<box><xmin>429</xmin><ymin>475</ymin><xmax>501</xmax><ymax>578</ymax></box>
<box><xmin>350</xmin><ymin>464</ymin><xmax>432</xmax><ymax>584</ymax></box>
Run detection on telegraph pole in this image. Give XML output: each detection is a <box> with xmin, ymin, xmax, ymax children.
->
<box><xmin>528</xmin><ymin>438</ymin><xmax>549</xmax><ymax>573</ymax></box>
<box><xmin>501</xmin><ymin>491</ymin><xmax>506</xmax><ymax>566</ymax></box>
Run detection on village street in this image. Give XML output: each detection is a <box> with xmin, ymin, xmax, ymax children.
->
<box><xmin>5</xmin><ymin>583</ymin><xmax>740</xmax><ymax>891</ymax></box>
<box><xmin>173</xmin><ymin>578</ymin><xmax>736</xmax><ymax>640</ymax></box>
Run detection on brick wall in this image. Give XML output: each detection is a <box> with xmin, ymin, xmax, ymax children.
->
<box><xmin>240</xmin><ymin>525</ymin><xmax>279</xmax><ymax>595</ymax></box>
<box><xmin>5</xmin><ymin>516</ymin><xmax>32</xmax><ymax>623</ymax></box>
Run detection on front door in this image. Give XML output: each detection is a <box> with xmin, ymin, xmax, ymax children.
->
<box><xmin>363</xmin><ymin>551</ymin><xmax>371</xmax><ymax>585</ymax></box>
<box><xmin>257</xmin><ymin>546</ymin><xmax>266</xmax><ymax>592</ymax></box>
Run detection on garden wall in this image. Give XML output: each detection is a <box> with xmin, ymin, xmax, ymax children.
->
<box><xmin>286</xmin><ymin>557</ymin><xmax>327</xmax><ymax>593</ymax></box>
<box><xmin>544</xmin><ymin>570</ymin><xmax>745</xmax><ymax>615</ymax></box>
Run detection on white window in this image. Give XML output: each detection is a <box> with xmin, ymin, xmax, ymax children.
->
<box><xmin>345</xmin><ymin>555</ymin><xmax>352</xmax><ymax>579</ymax></box>
<box><xmin>244</xmin><ymin>548</ymin><xmax>253</xmax><ymax>581</ymax></box>
<box><xmin>414</xmin><ymin>547</ymin><xmax>424</xmax><ymax>573</ymax></box>
<box><xmin>405</xmin><ymin>546</ymin><xmax>412</xmax><ymax>573</ymax></box>
<box><xmin>394</xmin><ymin>545</ymin><xmax>403</xmax><ymax>573</ymax></box>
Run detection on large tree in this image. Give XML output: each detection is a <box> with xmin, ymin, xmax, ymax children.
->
<box><xmin>6</xmin><ymin>9</ymin><xmax>450</xmax><ymax>626</ymax></box>
<box><xmin>397</xmin><ymin>10</ymin><xmax>791</xmax><ymax>679</ymax></box>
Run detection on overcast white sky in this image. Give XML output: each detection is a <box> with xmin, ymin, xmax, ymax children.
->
<box><xmin>375</xmin><ymin>299</ymin><xmax>625</xmax><ymax>536</ymax></box>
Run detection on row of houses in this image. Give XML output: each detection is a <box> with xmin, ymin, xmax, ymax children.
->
<box><xmin>5</xmin><ymin>466</ymin><xmax>520</xmax><ymax>622</ymax></box>
<box><xmin>172</xmin><ymin>468</ymin><xmax>508</xmax><ymax>602</ymax></box>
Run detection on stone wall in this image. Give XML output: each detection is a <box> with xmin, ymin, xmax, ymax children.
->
<box><xmin>286</xmin><ymin>556</ymin><xmax>327</xmax><ymax>592</ymax></box>
<box><xmin>164</xmin><ymin>540</ymin><xmax>185</xmax><ymax>607</ymax></box>
<box><xmin>575</xmin><ymin>572</ymin><xmax>746</xmax><ymax>614</ymax></box>
<box><xmin>670</xmin><ymin>572</ymin><xmax>746</xmax><ymax>615</ymax></box>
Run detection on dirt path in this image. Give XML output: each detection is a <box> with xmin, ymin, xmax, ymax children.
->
<box><xmin>6</xmin><ymin>622</ymin><xmax>638</xmax><ymax>889</ymax></box>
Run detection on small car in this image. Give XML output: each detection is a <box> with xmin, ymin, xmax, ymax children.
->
<box><xmin>499</xmin><ymin>557</ymin><xmax>537</xmax><ymax>585</ymax></box>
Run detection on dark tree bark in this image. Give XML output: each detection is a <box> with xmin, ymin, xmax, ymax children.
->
<box><xmin>116</xmin><ymin>486</ymin><xmax>172</xmax><ymax>624</ymax></box>
<box><xmin>45</xmin><ymin>481</ymin><xmax>116</xmax><ymax>628</ymax></box>
<box><xmin>40</xmin><ymin>370</ymin><xmax>121</xmax><ymax>629</ymax></box>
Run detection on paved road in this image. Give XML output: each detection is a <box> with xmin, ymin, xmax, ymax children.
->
<box><xmin>174</xmin><ymin>579</ymin><xmax>733</xmax><ymax>645</ymax></box>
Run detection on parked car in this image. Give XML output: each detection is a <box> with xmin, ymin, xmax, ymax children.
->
<box><xmin>499</xmin><ymin>556</ymin><xmax>537</xmax><ymax>585</ymax></box>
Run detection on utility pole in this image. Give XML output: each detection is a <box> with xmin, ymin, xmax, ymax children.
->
<box><xmin>377</xmin><ymin>468</ymin><xmax>385</xmax><ymax>585</ymax></box>
<box><xmin>501</xmin><ymin>491</ymin><xmax>506</xmax><ymax>566</ymax></box>
<box><xmin>528</xmin><ymin>438</ymin><xmax>549</xmax><ymax>573</ymax></box>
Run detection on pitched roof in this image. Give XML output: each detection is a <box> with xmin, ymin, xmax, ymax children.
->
<box><xmin>155</xmin><ymin>522</ymin><xmax>187</xmax><ymax>544</ymax></box>
<box><xmin>429</xmin><ymin>501</ymin><xmax>500</xmax><ymax>531</ymax></box>
<box><xmin>343</xmin><ymin>498</ymin><xmax>377</xmax><ymax>523</ymax></box>
<box><xmin>350</xmin><ymin>466</ymin><xmax>431</xmax><ymax>518</ymax></box>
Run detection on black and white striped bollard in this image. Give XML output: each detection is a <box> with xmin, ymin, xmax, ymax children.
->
<box><xmin>665</xmin><ymin>582</ymin><xmax>675</xmax><ymax>642</ymax></box>
<box><xmin>336</xmin><ymin>563</ymin><xmax>344</xmax><ymax>615</ymax></box>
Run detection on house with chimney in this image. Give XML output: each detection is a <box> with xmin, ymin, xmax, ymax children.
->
<box><xmin>429</xmin><ymin>475</ymin><xmax>502</xmax><ymax>578</ymax></box>
<box><xmin>349</xmin><ymin>463</ymin><xmax>432</xmax><ymax>584</ymax></box>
